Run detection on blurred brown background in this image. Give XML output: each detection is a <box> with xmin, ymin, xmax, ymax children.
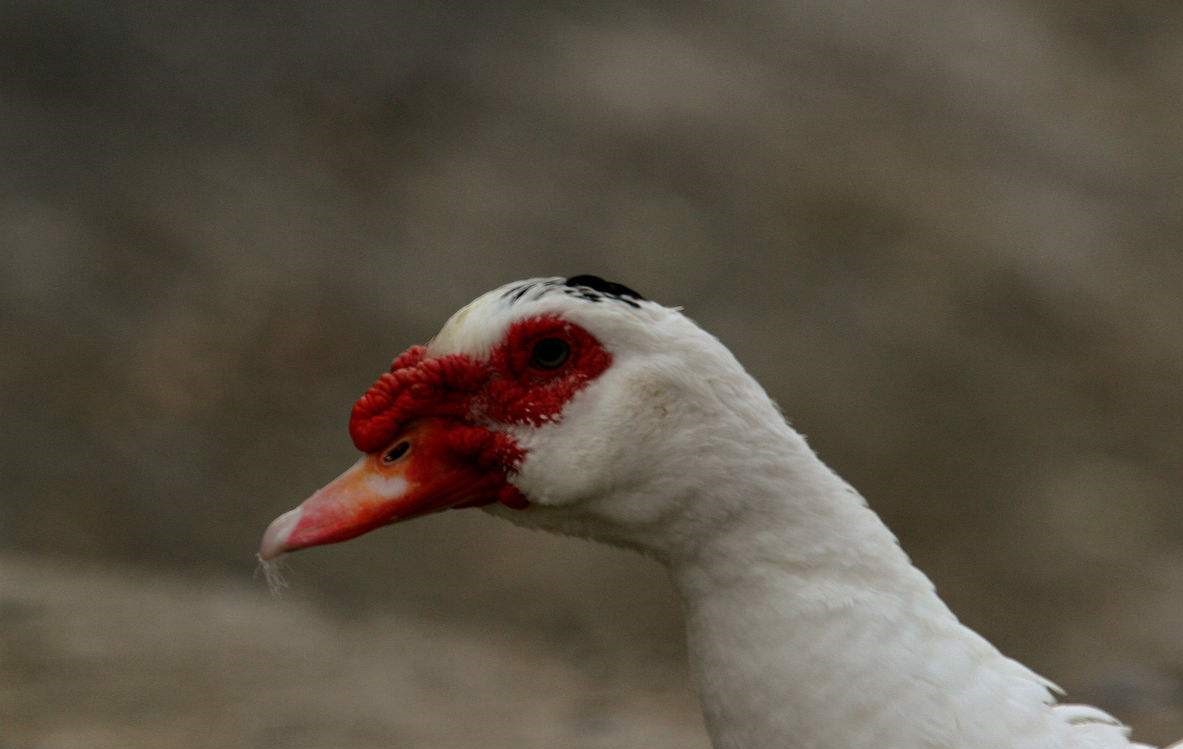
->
<box><xmin>3</xmin><ymin>1</ymin><xmax>1182</xmax><ymax>747</ymax></box>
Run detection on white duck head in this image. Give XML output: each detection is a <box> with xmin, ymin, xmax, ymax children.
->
<box><xmin>260</xmin><ymin>274</ymin><xmax>798</xmax><ymax>561</ymax></box>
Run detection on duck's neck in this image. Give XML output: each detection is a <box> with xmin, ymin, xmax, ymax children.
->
<box><xmin>665</xmin><ymin>435</ymin><xmax>1066</xmax><ymax>749</ymax></box>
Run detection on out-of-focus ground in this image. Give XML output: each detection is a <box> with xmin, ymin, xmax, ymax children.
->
<box><xmin>0</xmin><ymin>555</ymin><xmax>706</xmax><ymax>749</ymax></box>
<box><xmin>2</xmin><ymin>1</ymin><xmax>1182</xmax><ymax>747</ymax></box>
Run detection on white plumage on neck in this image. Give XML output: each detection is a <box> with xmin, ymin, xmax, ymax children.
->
<box><xmin>666</xmin><ymin>437</ymin><xmax>1139</xmax><ymax>749</ymax></box>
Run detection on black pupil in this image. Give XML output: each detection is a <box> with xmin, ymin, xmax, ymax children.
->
<box><xmin>383</xmin><ymin>441</ymin><xmax>410</xmax><ymax>463</ymax></box>
<box><xmin>530</xmin><ymin>338</ymin><xmax>570</xmax><ymax>369</ymax></box>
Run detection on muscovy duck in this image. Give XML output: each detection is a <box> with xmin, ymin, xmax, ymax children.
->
<box><xmin>260</xmin><ymin>275</ymin><xmax>1177</xmax><ymax>749</ymax></box>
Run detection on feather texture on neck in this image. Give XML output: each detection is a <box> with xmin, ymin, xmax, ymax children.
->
<box><xmin>666</xmin><ymin>429</ymin><xmax>1140</xmax><ymax>749</ymax></box>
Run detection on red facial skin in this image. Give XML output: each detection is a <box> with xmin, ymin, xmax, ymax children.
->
<box><xmin>259</xmin><ymin>315</ymin><xmax>611</xmax><ymax>559</ymax></box>
<box><xmin>349</xmin><ymin>315</ymin><xmax>612</xmax><ymax>450</ymax></box>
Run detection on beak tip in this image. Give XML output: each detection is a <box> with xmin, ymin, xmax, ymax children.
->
<box><xmin>259</xmin><ymin>507</ymin><xmax>303</xmax><ymax>561</ymax></box>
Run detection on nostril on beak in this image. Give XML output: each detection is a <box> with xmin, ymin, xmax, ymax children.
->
<box><xmin>382</xmin><ymin>440</ymin><xmax>411</xmax><ymax>464</ymax></box>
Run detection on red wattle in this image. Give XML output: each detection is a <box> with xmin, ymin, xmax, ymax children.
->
<box><xmin>348</xmin><ymin>315</ymin><xmax>612</xmax><ymax>500</ymax></box>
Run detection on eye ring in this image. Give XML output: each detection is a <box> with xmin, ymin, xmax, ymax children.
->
<box><xmin>529</xmin><ymin>337</ymin><xmax>570</xmax><ymax>370</ymax></box>
<box><xmin>382</xmin><ymin>441</ymin><xmax>410</xmax><ymax>464</ymax></box>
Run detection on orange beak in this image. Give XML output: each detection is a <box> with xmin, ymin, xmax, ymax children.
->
<box><xmin>258</xmin><ymin>418</ymin><xmax>521</xmax><ymax>560</ymax></box>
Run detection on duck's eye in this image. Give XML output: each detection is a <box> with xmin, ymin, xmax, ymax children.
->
<box><xmin>382</xmin><ymin>441</ymin><xmax>410</xmax><ymax>463</ymax></box>
<box><xmin>529</xmin><ymin>337</ymin><xmax>570</xmax><ymax>370</ymax></box>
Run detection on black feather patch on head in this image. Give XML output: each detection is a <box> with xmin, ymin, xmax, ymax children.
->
<box><xmin>564</xmin><ymin>275</ymin><xmax>645</xmax><ymax>307</ymax></box>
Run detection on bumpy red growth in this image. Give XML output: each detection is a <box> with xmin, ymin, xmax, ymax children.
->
<box><xmin>348</xmin><ymin>315</ymin><xmax>612</xmax><ymax>466</ymax></box>
<box><xmin>349</xmin><ymin>345</ymin><xmax>488</xmax><ymax>453</ymax></box>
